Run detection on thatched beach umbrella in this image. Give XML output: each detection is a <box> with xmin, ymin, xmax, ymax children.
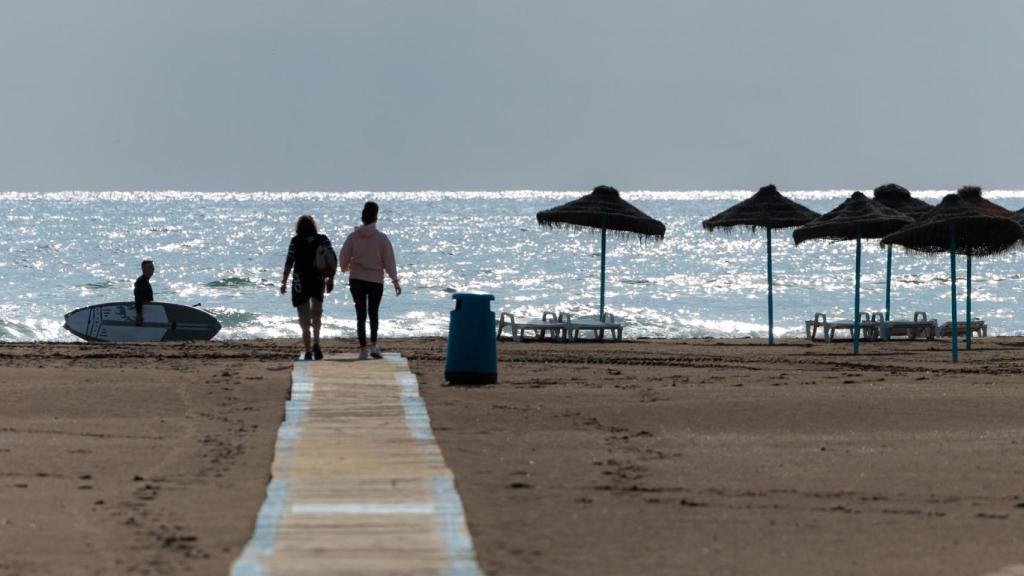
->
<box><xmin>702</xmin><ymin>184</ymin><xmax>819</xmax><ymax>344</ymax></box>
<box><xmin>873</xmin><ymin>184</ymin><xmax>932</xmax><ymax>321</ymax></box>
<box><xmin>956</xmin><ymin>186</ymin><xmax>1016</xmax><ymax>350</ymax></box>
<box><xmin>537</xmin><ymin>185</ymin><xmax>666</xmax><ymax>320</ymax></box>
<box><xmin>957</xmin><ymin>186</ymin><xmax>1014</xmax><ymax>218</ymax></box>
<box><xmin>873</xmin><ymin>184</ymin><xmax>933</xmax><ymax>218</ymax></box>
<box><xmin>793</xmin><ymin>191</ymin><xmax>913</xmax><ymax>354</ymax></box>
<box><xmin>882</xmin><ymin>194</ymin><xmax>1024</xmax><ymax>362</ymax></box>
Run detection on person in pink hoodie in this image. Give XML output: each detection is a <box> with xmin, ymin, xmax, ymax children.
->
<box><xmin>339</xmin><ymin>201</ymin><xmax>401</xmax><ymax>360</ymax></box>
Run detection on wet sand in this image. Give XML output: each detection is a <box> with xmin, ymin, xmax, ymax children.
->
<box><xmin>406</xmin><ymin>337</ymin><xmax>1024</xmax><ymax>576</ymax></box>
<box><xmin>2</xmin><ymin>337</ymin><xmax>1024</xmax><ymax>575</ymax></box>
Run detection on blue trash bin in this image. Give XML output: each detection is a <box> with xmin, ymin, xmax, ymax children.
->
<box><xmin>445</xmin><ymin>291</ymin><xmax>497</xmax><ymax>384</ymax></box>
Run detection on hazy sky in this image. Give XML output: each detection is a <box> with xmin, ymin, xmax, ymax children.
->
<box><xmin>2</xmin><ymin>1</ymin><xmax>1023</xmax><ymax>191</ymax></box>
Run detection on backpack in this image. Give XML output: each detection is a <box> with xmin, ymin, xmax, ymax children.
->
<box><xmin>314</xmin><ymin>237</ymin><xmax>337</xmax><ymax>277</ymax></box>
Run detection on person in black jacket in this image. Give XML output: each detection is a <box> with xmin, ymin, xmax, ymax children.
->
<box><xmin>280</xmin><ymin>215</ymin><xmax>334</xmax><ymax>360</ymax></box>
<box><xmin>134</xmin><ymin>260</ymin><xmax>155</xmax><ymax>326</ymax></box>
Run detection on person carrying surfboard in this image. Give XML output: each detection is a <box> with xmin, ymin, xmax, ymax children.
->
<box><xmin>339</xmin><ymin>201</ymin><xmax>401</xmax><ymax>361</ymax></box>
<box><xmin>134</xmin><ymin>260</ymin><xmax>155</xmax><ymax>326</ymax></box>
<box><xmin>280</xmin><ymin>215</ymin><xmax>335</xmax><ymax>360</ymax></box>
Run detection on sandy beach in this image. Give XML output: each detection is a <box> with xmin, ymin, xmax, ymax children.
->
<box><xmin>2</xmin><ymin>337</ymin><xmax>1024</xmax><ymax>575</ymax></box>
<box><xmin>0</xmin><ymin>341</ymin><xmax>295</xmax><ymax>576</ymax></box>
<box><xmin>407</xmin><ymin>337</ymin><xmax>1024</xmax><ymax>576</ymax></box>
<box><xmin>7</xmin><ymin>2</ymin><xmax>1024</xmax><ymax>575</ymax></box>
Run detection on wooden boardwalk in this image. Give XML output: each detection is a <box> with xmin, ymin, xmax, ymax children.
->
<box><xmin>232</xmin><ymin>354</ymin><xmax>483</xmax><ymax>575</ymax></box>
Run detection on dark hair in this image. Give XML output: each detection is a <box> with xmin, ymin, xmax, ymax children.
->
<box><xmin>141</xmin><ymin>260</ymin><xmax>153</xmax><ymax>270</ymax></box>
<box><xmin>295</xmin><ymin>214</ymin><xmax>317</xmax><ymax>237</ymax></box>
<box><xmin>361</xmin><ymin>201</ymin><xmax>379</xmax><ymax>225</ymax></box>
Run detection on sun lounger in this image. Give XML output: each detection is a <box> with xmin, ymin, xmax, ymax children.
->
<box><xmin>559</xmin><ymin>312</ymin><xmax>624</xmax><ymax>341</ymax></box>
<box><xmin>804</xmin><ymin>312</ymin><xmax>881</xmax><ymax>342</ymax></box>
<box><xmin>937</xmin><ymin>319</ymin><xmax>988</xmax><ymax>339</ymax></box>
<box><xmin>497</xmin><ymin>311</ymin><xmax>566</xmax><ymax>341</ymax></box>
<box><xmin>880</xmin><ymin>312</ymin><xmax>937</xmax><ymax>340</ymax></box>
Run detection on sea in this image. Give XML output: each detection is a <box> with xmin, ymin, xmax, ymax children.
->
<box><xmin>2</xmin><ymin>190</ymin><xmax>1024</xmax><ymax>342</ymax></box>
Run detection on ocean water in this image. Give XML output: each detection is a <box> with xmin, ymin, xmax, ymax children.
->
<box><xmin>2</xmin><ymin>190</ymin><xmax>1024</xmax><ymax>342</ymax></box>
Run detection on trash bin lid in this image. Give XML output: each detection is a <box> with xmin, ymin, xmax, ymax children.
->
<box><xmin>452</xmin><ymin>291</ymin><xmax>494</xmax><ymax>302</ymax></box>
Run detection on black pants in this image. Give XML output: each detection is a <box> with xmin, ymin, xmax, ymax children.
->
<box><xmin>349</xmin><ymin>278</ymin><xmax>384</xmax><ymax>347</ymax></box>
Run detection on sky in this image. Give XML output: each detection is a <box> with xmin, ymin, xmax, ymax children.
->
<box><xmin>2</xmin><ymin>1</ymin><xmax>1024</xmax><ymax>191</ymax></box>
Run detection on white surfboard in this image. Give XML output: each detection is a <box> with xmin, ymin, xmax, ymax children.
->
<box><xmin>64</xmin><ymin>302</ymin><xmax>222</xmax><ymax>342</ymax></box>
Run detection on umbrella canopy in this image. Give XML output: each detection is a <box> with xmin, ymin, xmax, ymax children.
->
<box><xmin>793</xmin><ymin>192</ymin><xmax>913</xmax><ymax>354</ymax></box>
<box><xmin>957</xmin><ymin>185</ymin><xmax>1015</xmax><ymax>218</ymax></box>
<box><xmin>882</xmin><ymin>194</ymin><xmax>1024</xmax><ymax>363</ymax></box>
<box><xmin>881</xmin><ymin>194</ymin><xmax>1022</xmax><ymax>257</ymax></box>
<box><xmin>872</xmin><ymin>183</ymin><xmax>932</xmax><ymax>219</ymax></box>
<box><xmin>702</xmin><ymin>184</ymin><xmax>819</xmax><ymax>345</ymax></box>
<box><xmin>793</xmin><ymin>191</ymin><xmax>913</xmax><ymax>245</ymax></box>
<box><xmin>536</xmin><ymin>185</ymin><xmax>665</xmax><ymax>321</ymax></box>
<box><xmin>537</xmin><ymin>185</ymin><xmax>666</xmax><ymax>239</ymax></box>
<box><xmin>702</xmin><ymin>184</ymin><xmax>819</xmax><ymax>231</ymax></box>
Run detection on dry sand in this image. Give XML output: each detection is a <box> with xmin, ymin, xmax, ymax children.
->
<box><xmin>405</xmin><ymin>336</ymin><xmax>1024</xmax><ymax>576</ymax></box>
<box><xmin>0</xmin><ymin>341</ymin><xmax>295</xmax><ymax>576</ymax></box>
<box><xmin>2</xmin><ymin>337</ymin><xmax>1024</xmax><ymax>576</ymax></box>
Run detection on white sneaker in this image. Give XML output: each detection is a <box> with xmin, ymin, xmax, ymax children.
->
<box><xmin>357</xmin><ymin>347</ymin><xmax>370</xmax><ymax>361</ymax></box>
<box><xmin>370</xmin><ymin>344</ymin><xmax>382</xmax><ymax>359</ymax></box>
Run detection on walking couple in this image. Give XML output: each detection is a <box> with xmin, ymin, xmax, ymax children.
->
<box><xmin>279</xmin><ymin>201</ymin><xmax>401</xmax><ymax>361</ymax></box>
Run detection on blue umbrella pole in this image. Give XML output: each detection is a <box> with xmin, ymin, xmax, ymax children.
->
<box><xmin>599</xmin><ymin>222</ymin><xmax>607</xmax><ymax>321</ymax></box>
<box><xmin>966</xmin><ymin>254</ymin><xmax>972</xmax><ymax>351</ymax></box>
<box><xmin>950</xmin><ymin>229</ymin><xmax>958</xmax><ymax>363</ymax></box>
<box><xmin>767</xmin><ymin>227</ymin><xmax>774</xmax><ymax>346</ymax></box>
<box><xmin>885</xmin><ymin>244</ymin><xmax>893</xmax><ymax>322</ymax></box>
<box><xmin>853</xmin><ymin>226</ymin><xmax>862</xmax><ymax>355</ymax></box>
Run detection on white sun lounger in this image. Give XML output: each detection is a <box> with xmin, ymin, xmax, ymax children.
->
<box><xmin>497</xmin><ymin>311</ymin><xmax>566</xmax><ymax>341</ymax></box>
<box><xmin>559</xmin><ymin>312</ymin><xmax>624</xmax><ymax>341</ymax></box>
<box><xmin>937</xmin><ymin>319</ymin><xmax>988</xmax><ymax>339</ymax></box>
<box><xmin>880</xmin><ymin>312</ymin><xmax>937</xmax><ymax>340</ymax></box>
<box><xmin>805</xmin><ymin>312</ymin><xmax>881</xmax><ymax>342</ymax></box>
